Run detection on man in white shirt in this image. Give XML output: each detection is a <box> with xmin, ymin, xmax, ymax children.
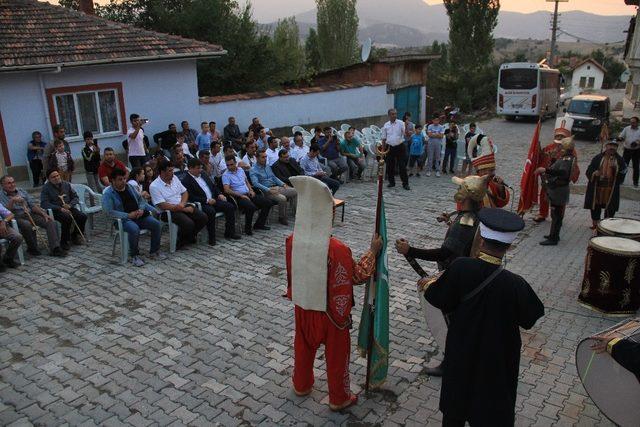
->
<box><xmin>289</xmin><ymin>135</ymin><xmax>309</xmax><ymax>162</ymax></box>
<box><xmin>619</xmin><ymin>116</ymin><xmax>640</xmax><ymax>187</ymax></box>
<box><xmin>265</xmin><ymin>138</ymin><xmax>280</xmax><ymax>166</ymax></box>
<box><xmin>209</xmin><ymin>140</ymin><xmax>227</xmax><ymax>179</ymax></box>
<box><xmin>381</xmin><ymin>108</ymin><xmax>410</xmax><ymax>190</ymax></box>
<box><xmin>150</xmin><ymin>159</ymin><xmax>207</xmax><ymax>248</ymax></box>
<box><xmin>241</xmin><ymin>141</ymin><xmax>258</xmax><ymax>169</ymax></box>
<box><xmin>127</xmin><ymin>113</ymin><xmax>148</xmax><ymax>168</ymax></box>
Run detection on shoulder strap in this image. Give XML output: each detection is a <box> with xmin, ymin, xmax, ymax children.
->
<box><xmin>459</xmin><ymin>265</ymin><xmax>504</xmax><ymax>304</ymax></box>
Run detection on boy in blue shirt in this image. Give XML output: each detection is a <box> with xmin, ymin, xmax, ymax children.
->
<box><xmin>409</xmin><ymin>124</ymin><xmax>426</xmax><ymax>177</ymax></box>
<box><xmin>196</xmin><ymin>122</ymin><xmax>212</xmax><ymax>151</ymax></box>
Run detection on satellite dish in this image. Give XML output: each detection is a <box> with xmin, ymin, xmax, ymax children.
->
<box><xmin>620</xmin><ymin>69</ymin><xmax>631</xmax><ymax>84</ymax></box>
<box><xmin>361</xmin><ymin>37</ymin><xmax>372</xmax><ymax>63</ymax></box>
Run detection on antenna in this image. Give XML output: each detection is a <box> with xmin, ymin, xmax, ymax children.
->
<box><xmin>361</xmin><ymin>37</ymin><xmax>372</xmax><ymax>63</ymax></box>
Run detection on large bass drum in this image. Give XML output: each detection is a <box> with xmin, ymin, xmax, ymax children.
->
<box><xmin>597</xmin><ymin>218</ymin><xmax>640</xmax><ymax>241</ymax></box>
<box><xmin>576</xmin><ymin>319</ymin><xmax>640</xmax><ymax>427</ymax></box>
<box><xmin>578</xmin><ymin>236</ymin><xmax>640</xmax><ymax>314</ymax></box>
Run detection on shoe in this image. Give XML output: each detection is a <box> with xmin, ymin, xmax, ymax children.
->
<box><xmin>403</xmin><ymin>184</ymin><xmax>411</xmax><ymax>190</ymax></box>
<box><xmin>408</xmin><ymin>173</ymin><xmax>414</xmax><ymax>177</ymax></box>
<box><xmin>131</xmin><ymin>256</ymin><xmax>145</xmax><ymax>267</ymax></box>
<box><xmin>254</xmin><ymin>225</ymin><xmax>271</xmax><ymax>231</ymax></box>
<box><xmin>245</xmin><ymin>227</ymin><xmax>253</xmax><ymax>236</ymax></box>
<box><xmin>416</xmin><ymin>173</ymin><xmax>421</xmax><ymax>177</ymax></box>
<box><xmin>293</xmin><ymin>386</ymin><xmax>312</xmax><ymax>397</ymax></box>
<box><xmin>424</xmin><ymin>363</ymin><xmax>444</xmax><ymax>377</ymax></box>
<box><xmin>0</xmin><ymin>263</ymin><xmax>5</xmax><ymax>272</ymax></box>
<box><xmin>3</xmin><ymin>258</ymin><xmax>19</xmax><ymax>269</ymax></box>
<box><xmin>72</xmin><ymin>235</ymin><xmax>83</xmax><ymax>245</ymax></box>
<box><xmin>329</xmin><ymin>394</ymin><xmax>358</xmax><ymax>411</ymax></box>
<box><xmin>533</xmin><ymin>216</ymin><xmax>546</xmax><ymax>223</ymax></box>
<box><xmin>442</xmin><ymin>170</ymin><xmax>447</xmax><ymax>175</ymax></box>
<box><xmin>450</xmin><ymin>169</ymin><xmax>455</xmax><ymax>174</ymax></box>
<box><xmin>387</xmin><ymin>183</ymin><xmax>396</xmax><ymax>188</ymax></box>
<box><xmin>149</xmin><ymin>251</ymin><xmax>168</xmax><ymax>261</ymax></box>
<box><xmin>278</xmin><ymin>218</ymin><xmax>289</xmax><ymax>226</ymax></box>
<box><xmin>60</xmin><ymin>241</ymin><xmax>71</xmax><ymax>251</ymax></box>
<box><xmin>539</xmin><ymin>239</ymin><xmax>558</xmax><ymax>246</ymax></box>
<box><xmin>27</xmin><ymin>248</ymin><xmax>42</xmax><ymax>256</ymax></box>
<box><xmin>51</xmin><ymin>247</ymin><xmax>67</xmax><ymax>257</ymax></box>
<box><xmin>435</xmin><ymin>171</ymin><xmax>441</xmax><ymax>177</ymax></box>
<box><xmin>208</xmin><ymin>240</ymin><xmax>216</xmax><ymax>246</ymax></box>
<box><xmin>225</xmin><ymin>234</ymin><xmax>241</xmax><ymax>240</ymax></box>
<box><xmin>426</xmin><ymin>172</ymin><xmax>431</xmax><ymax>177</ymax></box>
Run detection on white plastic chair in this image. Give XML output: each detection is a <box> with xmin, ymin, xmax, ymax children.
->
<box><xmin>111</xmin><ymin>217</ymin><xmax>150</xmax><ymax>265</ymax></box>
<box><xmin>292</xmin><ymin>126</ymin><xmax>307</xmax><ymax>135</ymax></box>
<box><xmin>369</xmin><ymin>125</ymin><xmax>382</xmax><ymax>136</ymax></box>
<box><xmin>0</xmin><ymin>220</ymin><xmax>25</xmax><ymax>265</ymax></box>
<box><xmin>340</xmin><ymin>124</ymin><xmax>351</xmax><ymax>132</ymax></box>
<box><xmin>72</xmin><ymin>183</ymin><xmax>103</xmax><ymax>241</ymax></box>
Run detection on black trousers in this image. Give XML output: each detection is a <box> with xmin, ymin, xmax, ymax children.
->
<box><xmin>236</xmin><ymin>195</ymin><xmax>274</xmax><ymax>231</ymax></box>
<box><xmin>442</xmin><ymin>414</ymin><xmax>466</xmax><ymax>427</ymax></box>
<box><xmin>590</xmin><ymin>205</ymin><xmax>616</xmax><ymax>221</ymax></box>
<box><xmin>549</xmin><ymin>205</ymin><xmax>566</xmax><ymax>241</ymax></box>
<box><xmin>52</xmin><ymin>207</ymin><xmax>87</xmax><ymax>244</ymax></box>
<box><xmin>623</xmin><ymin>148</ymin><xmax>640</xmax><ymax>185</ymax></box>
<box><xmin>129</xmin><ymin>155</ymin><xmax>147</xmax><ymax>169</ymax></box>
<box><xmin>385</xmin><ymin>144</ymin><xmax>408</xmax><ymax>186</ymax></box>
<box><xmin>162</xmin><ymin>210</ymin><xmax>208</xmax><ymax>246</ymax></box>
<box><xmin>201</xmin><ymin>201</ymin><xmax>236</xmax><ymax>242</ymax></box>
<box><xmin>315</xmin><ymin>175</ymin><xmax>340</xmax><ymax>195</ymax></box>
<box><xmin>30</xmin><ymin>159</ymin><xmax>43</xmax><ymax>187</ymax></box>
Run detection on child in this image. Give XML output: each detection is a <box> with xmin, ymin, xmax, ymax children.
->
<box><xmin>461</xmin><ymin>123</ymin><xmax>477</xmax><ymax>177</ymax></box>
<box><xmin>81</xmin><ymin>131</ymin><xmax>101</xmax><ymax>192</ymax></box>
<box><xmin>176</xmin><ymin>133</ymin><xmax>193</xmax><ymax>159</ymax></box>
<box><xmin>409</xmin><ymin>124</ymin><xmax>426</xmax><ymax>177</ymax></box>
<box><xmin>48</xmin><ymin>139</ymin><xmax>74</xmax><ymax>182</ymax></box>
<box><xmin>196</xmin><ymin>122</ymin><xmax>211</xmax><ymax>152</ymax></box>
<box><xmin>128</xmin><ymin>166</ymin><xmax>151</xmax><ymax>201</ymax></box>
<box><xmin>442</xmin><ymin>123</ymin><xmax>459</xmax><ymax>175</ymax></box>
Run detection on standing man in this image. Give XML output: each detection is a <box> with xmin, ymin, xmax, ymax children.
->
<box><xmin>127</xmin><ymin>114</ymin><xmax>148</xmax><ymax>168</ymax></box>
<box><xmin>422</xmin><ymin>208</ymin><xmax>544</xmax><ymax>426</ymax></box>
<box><xmin>426</xmin><ymin>114</ymin><xmax>445</xmax><ymax>177</ymax></box>
<box><xmin>382</xmin><ymin>109</ymin><xmax>410</xmax><ymax>190</ymax></box>
<box><xmin>285</xmin><ymin>176</ymin><xmax>382</xmax><ymax>411</ymax></box>
<box><xmin>467</xmin><ymin>134</ymin><xmax>510</xmax><ymax>208</ymax></box>
<box><xmin>181</xmin><ymin>158</ymin><xmax>240</xmax><ymax>243</ymax></box>
<box><xmin>300</xmin><ymin>144</ymin><xmax>340</xmax><ymax>195</ymax></box>
<box><xmin>584</xmin><ymin>139</ymin><xmax>627</xmax><ymax>228</ymax></box>
<box><xmin>0</xmin><ymin>202</ymin><xmax>23</xmax><ymax>270</ymax></box>
<box><xmin>619</xmin><ymin>116</ymin><xmax>640</xmax><ymax>187</ymax></box>
<box><xmin>536</xmin><ymin>137</ymin><xmax>576</xmax><ymax>246</ymax></box>
<box><xmin>0</xmin><ymin>175</ymin><xmax>65</xmax><ymax>257</ymax></box>
<box><xmin>43</xmin><ymin>124</ymin><xmax>70</xmax><ymax>173</ymax></box>
<box><xmin>224</xmin><ymin>116</ymin><xmax>243</xmax><ymax>151</ymax></box>
<box><xmin>250</xmin><ymin>150</ymin><xmax>297</xmax><ymax>226</ymax></box>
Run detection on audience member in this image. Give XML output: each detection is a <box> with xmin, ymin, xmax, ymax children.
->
<box><xmin>197</xmin><ymin>122</ymin><xmax>211</xmax><ymax>151</ymax></box>
<box><xmin>182</xmin><ymin>158</ymin><xmax>240</xmax><ymax>244</ymax></box>
<box><xmin>409</xmin><ymin>124</ymin><xmax>426</xmax><ymax>177</ymax></box>
<box><xmin>248</xmin><ymin>117</ymin><xmax>263</xmax><ymax>135</ymax></box>
<box><xmin>224</xmin><ymin>116</ymin><xmax>243</xmax><ymax>151</ymax></box>
<box><xmin>127</xmin><ymin>167</ymin><xmax>151</xmax><ymax>201</ymax></box>
<box><xmin>280</xmin><ymin>137</ymin><xmax>291</xmax><ymax>152</ymax></box>
<box><xmin>197</xmin><ymin>150</ymin><xmax>214</xmax><ymax>178</ymax></box>
<box><xmin>176</xmin><ymin>133</ymin><xmax>194</xmax><ymax>160</ymax></box>
<box><xmin>272</xmin><ymin>149</ymin><xmax>303</xmax><ymax>186</ymax></box>
<box><xmin>181</xmin><ymin>121</ymin><xmax>199</xmax><ymax>155</ymax></box>
<box><xmin>43</xmin><ymin>124</ymin><xmax>70</xmax><ymax>172</ymax></box>
<box><xmin>0</xmin><ymin>202</ymin><xmax>23</xmax><ymax>270</ymax></box>
<box><xmin>442</xmin><ymin>123</ymin><xmax>459</xmax><ymax>175</ymax></box>
<box><xmin>103</xmin><ymin>168</ymin><xmax>163</xmax><ymax>266</ymax></box>
<box><xmin>222</xmin><ymin>156</ymin><xmax>274</xmax><ymax>235</ymax></box>
<box><xmin>0</xmin><ymin>175</ymin><xmax>64</xmax><ymax>257</ymax></box>
<box><xmin>143</xmin><ymin>165</ymin><xmax>155</xmax><ymax>193</ymax></box>
<box><xmin>241</xmin><ymin>141</ymin><xmax>258</xmax><ymax>169</ymax></box>
<box><xmin>461</xmin><ymin>122</ymin><xmax>477</xmax><ymax>177</ymax></box>
<box><xmin>300</xmin><ymin>143</ymin><xmax>340</xmax><ymax>194</ymax></box>
<box><xmin>210</xmin><ymin>141</ymin><xmax>226</xmax><ymax>178</ymax></box>
<box><xmin>256</xmin><ymin>128</ymin><xmax>269</xmax><ymax>150</ymax></box>
<box><xmin>98</xmin><ymin>147</ymin><xmax>128</xmax><ymax>187</ymax></box>
<box><xmin>208</xmin><ymin>121</ymin><xmax>221</xmax><ymax>144</ymax></box>
<box><xmin>340</xmin><ymin>128</ymin><xmax>365</xmax><ymax>180</ymax></box>
<box><xmin>40</xmin><ymin>168</ymin><xmax>87</xmax><ymax>250</ymax></box>
<box><xmin>320</xmin><ymin>128</ymin><xmax>347</xmax><ymax>180</ymax></box>
<box><xmin>265</xmin><ymin>138</ymin><xmax>280</xmax><ymax>166</ymax></box>
<box><xmin>150</xmin><ymin>159</ymin><xmax>208</xmax><ymax>249</ymax></box>
<box><xmin>82</xmin><ymin>131</ymin><xmax>101</xmax><ymax>193</ymax></box>
<box><xmin>289</xmin><ymin>134</ymin><xmax>309</xmax><ymax>162</ymax></box>
<box><xmin>310</xmin><ymin>127</ymin><xmax>325</xmax><ymax>145</ymax></box>
<box><xmin>127</xmin><ymin>114</ymin><xmax>148</xmax><ymax>168</ymax></box>
<box><xmin>382</xmin><ymin>108</ymin><xmax>410</xmax><ymax>190</ymax></box>
<box><xmin>426</xmin><ymin>113</ymin><xmax>445</xmax><ymax>177</ymax></box>
<box><xmin>171</xmin><ymin>146</ymin><xmax>188</xmax><ymax>179</ymax></box>
<box><xmin>250</xmin><ymin>150</ymin><xmax>297</xmax><ymax>225</ymax></box>
<box><xmin>27</xmin><ymin>131</ymin><xmax>46</xmax><ymax>187</ymax></box>
<box><xmin>48</xmin><ymin>139</ymin><xmax>74</xmax><ymax>182</ymax></box>
<box><xmin>153</xmin><ymin>124</ymin><xmax>178</xmax><ymax>157</ymax></box>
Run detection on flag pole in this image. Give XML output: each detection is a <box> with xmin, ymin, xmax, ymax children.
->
<box><xmin>365</xmin><ymin>142</ymin><xmax>389</xmax><ymax>392</ymax></box>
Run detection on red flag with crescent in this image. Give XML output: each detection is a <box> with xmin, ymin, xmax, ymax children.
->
<box><xmin>517</xmin><ymin>118</ymin><xmax>542</xmax><ymax>214</ymax></box>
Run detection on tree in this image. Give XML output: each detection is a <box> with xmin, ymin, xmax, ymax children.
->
<box><xmin>316</xmin><ymin>0</ymin><xmax>359</xmax><ymax>70</ymax></box>
<box><xmin>270</xmin><ymin>17</ymin><xmax>306</xmax><ymax>84</ymax></box>
<box><xmin>58</xmin><ymin>0</ymin><xmax>79</xmax><ymax>10</ymax></box>
<box><xmin>591</xmin><ymin>49</ymin><xmax>627</xmax><ymax>89</ymax></box>
<box><xmin>305</xmin><ymin>28</ymin><xmax>322</xmax><ymax>75</ymax></box>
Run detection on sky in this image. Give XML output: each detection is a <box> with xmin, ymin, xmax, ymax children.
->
<box><xmin>424</xmin><ymin>0</ymin><xmax>635</xmax><ymax>16</ymax></box>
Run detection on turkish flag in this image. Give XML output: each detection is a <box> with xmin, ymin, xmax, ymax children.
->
<box><xmin>517</xmin><ymin>119</ymin><xmax>542</xmax><ymax>215</ymax></box>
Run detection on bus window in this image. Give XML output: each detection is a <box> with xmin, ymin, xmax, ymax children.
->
<box><xmin>499</xmin><ymin>69</ymin><xmax>537</xmax><ymax>90</ymax></box>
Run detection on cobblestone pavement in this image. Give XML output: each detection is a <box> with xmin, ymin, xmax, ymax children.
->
<box><xmin>1</xmin><ymin>117</ymin><xmax>639</xmax><ymax>426</ymax></box>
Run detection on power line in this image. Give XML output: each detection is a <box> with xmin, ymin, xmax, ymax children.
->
<box><xmin>556</xmin><ymin>28</ymin><xmax>626</xmax><ymax>45</ymax></box>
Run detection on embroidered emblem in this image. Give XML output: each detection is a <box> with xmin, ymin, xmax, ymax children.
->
<box><xmin>625</xmin><ymin>259</ymin><xmax>637</xmax><ymax>285</ymax></box>
<box><xmin>620</xmin><ymin>289</ymin><xmax>631</xmax><ymax>309</ymax></box>
<box><xmin>333</xmin><ymin>263</ymin><xmax>349</xmax><ymax>288</ymax></box>
<box><xmin>598</xmin><ymin>271</ymin><xmax>610</xmax><ymax>293</ymax></box>
<box><xmin>333</xmin><ymin>295</ymin><xmax>350</xmax><ymax>317</ymax></box>
<box><xmin>581</xmin><ymin>278</ymin><xmax>590</xmax><ymax>297</ymax></box>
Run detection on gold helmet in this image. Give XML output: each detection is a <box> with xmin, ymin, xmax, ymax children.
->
<box><xmin>452</xmin><ymin>175</ymin><xmax>489</xmax><ymax>203</ymax></box>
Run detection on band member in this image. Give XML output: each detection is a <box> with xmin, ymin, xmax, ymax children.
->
<box><xmin>584</xmin><ymin>139</ymin><xmax>627</xmax><ymax>229</ymax></box>
<box><xmin>422</xmin><ymin>208</ymin><xmax>544</xmax><ymax>426</ymax></box>
<box><xmin>534</xmin><ymin>118</ymin><xmax>580</xmax><ymax>222</ymax></box>
<box><xmin>285</xmin><ymin>176</ymin><xmax>382</xmax><ymax>411</ymax></box>
<box><xmin>591</xmin><ymin>321</ymin><xmax>640</xmax><ymax>382</ymax></box>
<box><xmin>536</xmin><ymin>137</ymin><xmax>576</xmax><ymax>246</ymax></box>
<box><xmin>466</xmin><ymin>134</ymin><xmax>510</xmax><ymax>208</ymax></box>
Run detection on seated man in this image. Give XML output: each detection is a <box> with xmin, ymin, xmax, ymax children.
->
<box><xmin>300</xmin><ymin>143</ymin><xmax>340</xmax><ymax>195</ymax></box>
<box><xmin>103</xmin><ymin>168</ymin><xmax>163</xmax><ymax>267</ymax></box>
<box><xmin>153</xmin><ymin>124</ymin><xmax>178</xmax><ymax>158</ymax></box>
<box><xmin>223</xmin><ymin>116</ymin><xmax>243</xmax><ymax>152</ymax></box>
<box><xmin>198</xmin><ymin>149</ymin><xmax>214</xmax><ymax>178</ymax></box>
<box><xmin>181</xmin><ymin>158</ymin><xmax>240</xmax><ymax>244</ymax></box>
<box><xmin>98</xmin><ymin>147</ymin><xmax>129</xmax><ymax>187</ymax></box>
<box><xmin>0</xmin><ymin>175</ymin><xmax>65</xmax><ymax>257</ymax></box>
<box><xmin>241</xmin><ymin>141</ymin><xmax>258</xmax><ymax>169</ymax></box>
<box><xmin>319</xmin><ymin>127</ymin><xmax>347</xmax><ymax>181</ymax></box>
<box><xmin>289</xmin><ymin>134</ymin><xmax>309</xmax><ymax>162</ymax></box>
<box><xmin>341</xmin><ymin>128</ymin><xmax>365</xmax><ymax>180</ymax></box>
<box><xmin>250</xmin><ymin>150</ymin><xmax>297</xmax><ymax>226</ymax></box>
<box><xmin>40</xmin><ymin>168</ymin><xmax>87</xmax><ymax>250</ymax></box>
<box><xmin>150</xmin><ymin>159</ymin><xmax>208</xmax><ymax>249</ymax></box>
<box><xmin>222</xmin><ymin>156</ymin><xmax>275</xmax><ymax>235</ymax></box>
<box><xmin>280</xmin><ymin>136</ymin><xmax>291</xmax><ymax>153</ymax></box>
<box><xmin>265</xmin><ymin>138</ymin><xmax>280</xmax><ymax>166</ymax></box>
<box><xmin>272</xmin><ymin>149</ymin><xmax>304</xmax><ymax>186</ymax></box>
<box><xmin>209</xmin><ymin>140</ymin><xmax>227</xmax><ymax>180</ymax></box>
<box><xmin>0</xmin><ymin>202</ymin><xmax>23</xmax><ymax>270</ymax></box>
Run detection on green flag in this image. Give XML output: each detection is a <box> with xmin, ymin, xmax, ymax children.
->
<box><xmin>357</xmin><ymin>199</ymin><xmax>389</xmax><ymax>389</ymax></box>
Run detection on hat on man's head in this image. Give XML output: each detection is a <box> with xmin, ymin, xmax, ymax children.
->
<box><xmin>478</xmin><ymin>208</ymin><xmax>525</xmax><ymax>245</ymax></box>
<box><xmin>605</xmin><ymin>139</ymin><xmax>619</xmax><ymax>147</ymax></box>
<box><xmin>554</xmin><ymin>116</ymin><xmax>574</xmax><ymax>141</ymax></box>
<box><xmin>467</xmin><ymin>134</ymin><xmax>496</xmax><ymax>173</ymax></box>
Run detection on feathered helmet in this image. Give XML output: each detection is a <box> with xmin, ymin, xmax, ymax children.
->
<box><xmin>452</xmin><ymin>175</ymin><xmax>489</xmax><ymax>203</ymax></box>
<box><xmin>554</xmin><ymin>117</ymin><xmax>574</xmax><ymax>142</ymax></box>
<box><xmin>467</xmin><ymin>134</ymin><xmax>496</xmax><ymax>174</ymax></box>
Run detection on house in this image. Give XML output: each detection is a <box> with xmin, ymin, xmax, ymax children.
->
<box><xmin>0</xmin><ymin>0</ymin><xmax>225</xmax><ymax>179</ymax></box>
<box><xmin>567</xmin><ymin>58</ymin><xmax>606</xmax><ymax>96</ymax></box>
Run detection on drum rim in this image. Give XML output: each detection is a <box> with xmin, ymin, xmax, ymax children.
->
<box><xmin>597</xmin><ymin>217</ymin><xmax>640</xmax><ymax>236</ymax></box>
<box><xmin>589</xmin><ymin>236</ymin><xmax>640</xmax><ymax>255</ymax></box>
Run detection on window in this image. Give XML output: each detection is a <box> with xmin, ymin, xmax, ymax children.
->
<box><xmin>579</xmin><ymin>76</ymin><xmax>587</xmax><ymax>88</ymax></box>
<box><xmin>47</xmin><ymin>83</ymin><xmax>125</xmax><ymax>140</ymax></box>
<box><xmin>499</xmin><ymin>69</ymin><xmax>538</xmax><ymax>90</ymax></box>
<box><xmin>587</xmin><ymin>77</ymin><xmax>596</xmax><ymax>88</ymax></box>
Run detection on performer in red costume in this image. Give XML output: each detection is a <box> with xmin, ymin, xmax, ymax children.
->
<box><xmin>285</xmin><ymin>175</ymin><xmax>382</xmax><ymax>411</ymax></box>
<box><xmin>534</xmin><ymin>117</ymin><xmax>580</xmax><ymax>222</ymax></box>
<box><xmin>467</xmin><ymin>134</ymin><xmax>510</xmax><ymax>208</ymax></box>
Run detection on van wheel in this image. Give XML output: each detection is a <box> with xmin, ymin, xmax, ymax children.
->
<box><xmin>505</xmin><ymin>115</ymin><xmax>515</xmax><ymax>121</ymax></box>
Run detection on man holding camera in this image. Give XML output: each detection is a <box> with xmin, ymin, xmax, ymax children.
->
<box><xmin>619</xmin><ymin>116</ymin><xmax>640</xmax><ymax>187</ymax></box>
<box><xmin>127</xmin><ymin>113</ymin><xmax>148</xmax><ymax>168</ymax></box>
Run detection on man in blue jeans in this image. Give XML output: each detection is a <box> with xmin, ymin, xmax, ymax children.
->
<box><xmin>102</xmin><ymin>168</ymin><xmax>164</xmax><ymax>267</ymax></box>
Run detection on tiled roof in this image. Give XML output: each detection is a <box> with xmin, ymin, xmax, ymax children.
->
<box><xmin>0</xmin><ymin>0</ymin><xmax>225</xmax><ymax>71</ymax></box>
<box><xmin>199</xmin><ymin>82</ymin><xmax>386</xmax><ymax>104</ymax></box>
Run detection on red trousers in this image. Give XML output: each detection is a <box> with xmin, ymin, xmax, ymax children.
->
<box><xmin>538</xmin><ymin>187</ymin><xmax>549</xmax><ymax>218</ymax></box>
<box><xmin>293</xmin><ymin>306</ymin><xmax>351</xmax><ymax>406</ymax></box>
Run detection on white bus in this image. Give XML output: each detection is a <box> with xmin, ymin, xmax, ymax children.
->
<box><xmin>497</xmin><ymin>62</ymin><xmax>561</xmax><ymax>120</ymax></box>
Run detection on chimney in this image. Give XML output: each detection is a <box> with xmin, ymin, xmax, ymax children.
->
<box><xmin>79</xmin><ymin>0</ymin><xmax>95</xmax><ymax>15</ymax></box>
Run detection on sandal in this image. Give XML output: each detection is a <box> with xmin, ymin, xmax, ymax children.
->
<box><xmin>329</xmin><ymin>394</ymin><xmax>358</xmax><ymax>411</ymax></box>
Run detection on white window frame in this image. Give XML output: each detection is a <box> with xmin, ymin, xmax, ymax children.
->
<box><xmin>52</xmin><ymin>88</ymin><xmax>123</xmax><ymax>142</ymax></box>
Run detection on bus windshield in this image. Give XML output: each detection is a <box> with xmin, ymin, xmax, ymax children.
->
<box><xmin>568</xmin><ymin>100</ymin><xmax>605</xmax><ymax>117</ymax></box>
<box><xmin>499</xmin><ymin>69</ymin><xmax>538</xmax><ymax>90</ymax></box>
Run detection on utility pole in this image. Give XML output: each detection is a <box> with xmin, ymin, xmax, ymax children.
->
<box><xmin>547</xmin><ymin>0</ymin><xmax>569</xmax><ymax>66</ymax></box>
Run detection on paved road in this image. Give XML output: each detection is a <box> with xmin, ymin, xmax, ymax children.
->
<box><xmin>1</xmin><ymin>117</ymin><xmax>638</xmax><ymax>426</ymax></box>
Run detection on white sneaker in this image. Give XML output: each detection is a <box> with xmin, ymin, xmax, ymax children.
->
<box><xmin>435</xmin><ymin>171</ymin><xmax>441</xmax><ymax>177</ymax></box>
<box><xmin>426</xmin><ymin>171</ymin><xmax>431</xmax><ymax>177</ymax></box>
<box><xmin>131</xmin><ymin>256</ymin><xmax>145</xmax><ymax>267</ymax></box>
<box><xmin>149</xmin><ymin>251</ymin><xmax>167</xmax><ymax>261</ymax></box>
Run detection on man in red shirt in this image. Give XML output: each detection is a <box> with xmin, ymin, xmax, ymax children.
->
<box><xmin>98</xmin><ymin>147</ymin><xmax>129</xmax><ymax>187</ymax></box>
<box><xmin>285</xmin><ymin>176</ymin><xmax>382</xmax><ymax>411</ymax></box>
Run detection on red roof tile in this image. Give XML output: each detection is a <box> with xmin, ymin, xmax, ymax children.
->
<box><xmin>0</xmin><ymin>0</ymin><xmax>225</xmax><ymax>70</ymax></box>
